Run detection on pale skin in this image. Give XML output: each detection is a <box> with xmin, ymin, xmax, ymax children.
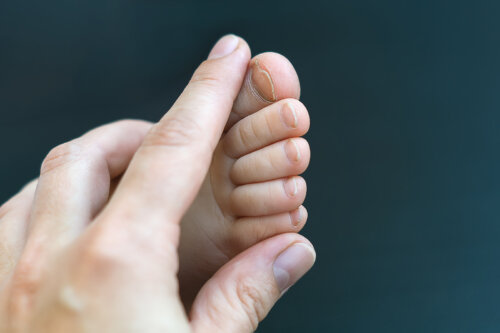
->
<box><xmin>179</xmin><ymin>50</ymin><xmax>311</xmax><ymax>307</ymax></box>
<box><xmin>0</xmin><ymin>35</ymin><xmax>315</xmax><ymax>332</ymax></box>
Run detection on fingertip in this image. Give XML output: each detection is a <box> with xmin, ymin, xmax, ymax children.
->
<box><xmin>207</xmin><ymin>34</ymin><xmax>251</xmax><ymax>63</ymax></box>
<box><xmin>207</xmin><ymin>35</ymin><xmax>239</xmax><ymax>60</ymax></box>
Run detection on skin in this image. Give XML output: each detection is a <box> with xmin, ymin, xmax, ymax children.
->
<box><xmin>0</xmin><ymin>35</ymin><xmax>315</xmax><ymax>332</ymax></box>
<box><xmin>179</xmin><ymin>52</ymin><xmax>312</xmax><ymax>307</ymax></box>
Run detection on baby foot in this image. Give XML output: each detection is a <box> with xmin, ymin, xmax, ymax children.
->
<box><xmin>179</xmin><ymin>52</ymin><xmax>310</xmax><ymax>306</ymax></box>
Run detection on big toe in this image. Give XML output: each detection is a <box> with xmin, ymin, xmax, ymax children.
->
<box><xmin>226</xmin><ymin>52</ymin><xmax>301</xmax><ymax>129</ymax></box>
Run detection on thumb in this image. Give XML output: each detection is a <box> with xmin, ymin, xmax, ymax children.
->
<box><xmin>189</xmin><ymin>233</ymin><xmax>316</xmax><ymax>333</ymax></box>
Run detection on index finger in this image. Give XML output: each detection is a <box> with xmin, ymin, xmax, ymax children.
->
<box><xmin>101</xmin><ymin>36</ymin><xmax>251</xmax><ymax>232</ymax></box>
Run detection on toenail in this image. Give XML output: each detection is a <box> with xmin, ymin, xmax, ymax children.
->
<box><xmin>280</xmin><ymin>102</ymin><xmax>298</xmax><ymax>129</ymax></box>
<box><xmin>290</xmin><ymin>207</ymin><xmax>303</xmax><ymax>226</ymax></box>
<box><xmin>285</xmin><ymin>139</ymin><xmax>301</xmax><ymax>163</ymax></box>
<box><xmin>284</xmin><ymin>177</ymin><xmax>298</xmax><ymax>197</ymax></box>
<box><xmin>249</xmin><ymin>59</ymin><xmax>276</xmax><ymax>102</ymax></box>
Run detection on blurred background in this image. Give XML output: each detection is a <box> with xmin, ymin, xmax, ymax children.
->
<box><xmin>2</xmin><ymin>0</ymin><xmax>500</xmax><ymax>331</ymax></box>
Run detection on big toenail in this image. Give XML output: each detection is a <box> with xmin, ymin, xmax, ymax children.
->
<box><xmin>285</xmin><ymin>139</ymin><xmax>301</xmax><ymax>162</ymax></box>
<box><xmin>284</xmin><ymin>177</ymin><xmax>298</xmax><ymax>197</ymax></box>
<box><xmin>250</xmin><ymin>60</ymin><xmax>276</xmax><ymax>102</ymax></box>
<box><xmin>281</xmin><ymin>102</ymin><xmax>298</xmax><ymax>129</ymax></box>
<box><xmin>290</xmin><ymin>207</ymin><xmax>302</xmax><ymax>226</ymax></box>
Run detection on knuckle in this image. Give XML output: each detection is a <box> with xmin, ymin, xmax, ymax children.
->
<box><xmin>77</xmin><ymin>224</ymin><xmax>179</xmax><ymax>278</ymax></box>
<box><xmin>143</xmin><ymin>116</ymin><xmax>204</xmax><ymax>148</ymax></box>
<box><xmin>190</xmin><ymin>62</ymin><xmax>223</xmax><ymax>88</ymax></box>
<box><xmin>40</xmin><ymin>141</ymin><xmax>82</xmax><ymax>175</ymax></box>
<box><xmin>75</xmin><ymin>247</ymin><xmax>129</xmax><ymax>282</ymax></box>
<box><xmin>7</xmin><ymin>258</ymin><xmax>44</xmax><ymax>317</ymax></box>
<box><xmin>11</xmin><ymin>264</ymin><xmax>41</xmax><ymax>295</ymax></box>
<box><xmin>234</xmin><ymin>280</ymin><xmax>268</xmax><ymax>329</ymax></box>
<box><xmin>79</xmin><ymin>237</ymin><xmax>127</xmax><ymax>274</ymax></box>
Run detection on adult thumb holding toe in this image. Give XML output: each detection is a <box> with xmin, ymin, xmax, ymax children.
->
<box><xmin>189</xmin><ymin>233</ymin><xmax>316</xmax><ymax>332</ymax></box>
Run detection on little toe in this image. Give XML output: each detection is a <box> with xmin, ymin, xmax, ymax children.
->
<box><xmin>227</xmin><ymin>206</ymin><xmax>308</xmax><ymax>252</ymax></box>
<box><xmin>226</xmin><ymin>52</ymin><xmax>301</xmax><ymax>129</ymax></box>
<box><xmin>230</xmin><ymin>138</ymin><xmax>310</xmax><ymax>185</ymax></box>
<box><xmin>223</xmin><ymin>99</ymin><xmax>310</xmax><ymax>159</ymax></box>
<box><xmin>230</xmin><ymin>176</ymin><xmax>306</xmax><ymax>217</ymax></box>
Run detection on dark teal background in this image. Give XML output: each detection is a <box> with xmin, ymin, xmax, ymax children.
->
<box><xmin>2</xmin><ymin>1</ymin><xmax>500</xmax><ymax>332</ymax></box>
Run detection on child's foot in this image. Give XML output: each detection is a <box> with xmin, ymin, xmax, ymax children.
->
<box><xmin>179</xmin><ymin>52</ymin><xmax>310</xmax><ymax>306</ymax></box>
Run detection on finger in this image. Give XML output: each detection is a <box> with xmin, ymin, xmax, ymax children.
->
<box><xmin>230</xmin><ymin>176</ymin><xmax>307</xmax><ymax>217</ymax></box>
<box><xmin>190</xmin><ymin>233</ymin><xmax>316</xmax><ymax>333</ymax></box>
<box><xmin>226</xmin><ymin>52</ymin><xmax>301</xmax><ymax>130</ymax></box>
<box><xmin>0</xmin><ymin>180</ymin><xmax>37</xmax><ymax>282</ymax></box>
<box><xmin>104</xmin><ymin>35</ymin><xmax>251</xmax><ymax>229</ymax></box>
<box><xmin>26</xmin><ymin>120</ymin><xmax>151</xmax><ymax>249</ymax></box>
<box><xmin>230</xmin><ymin>138</ymin><xmax>310</xmax><ymax>185</ymax></box>
<box><xmin>224</xmin><ymin>99</ymin><xmax>310</xmax><ymax>158</ymax></box>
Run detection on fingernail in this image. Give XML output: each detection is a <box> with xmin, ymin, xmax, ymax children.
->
<box><xmin>208</xmin><ymin>34</ymin><xmax>239</xmax><ymax>60</ymax></box>
<box><xmin>285</xmin><ymin>139</ymin><xmax>301</xmax><ymax>162</ymax></box>
<box><xmin>284</xmin><ymin>177</ymin><xmax>298</xmax><ymax>197</ymax></box>
<box><xmin>250</xmin><ymin>59</ymin><xmax>276</xmax><ymax>102</ymax></box>
<box><xmin>273</xmin><ymin>242</ymin><xmax>316</xmax><ymax>293</ymax></box>
<box><xmin>280</xmin><ymin>102</ymin><xmax>298</xmax><ymax>129</ymax></box>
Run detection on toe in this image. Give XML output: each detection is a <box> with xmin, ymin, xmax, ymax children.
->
<box><xmin>230</xmin><ymin>176</ymin><xmax>306</xmax><ymax>217</ymax></box>
<box><xmin>226</xmin><ymin>52</ymin><xmax>301</xmax><ymax>129</ymax></box>
<box><xmin>230</xmin><ymin>138</ymin><xmax>310</xmax><ymax>185</ymax></box>
<box><xmin>223</xmin><ymin>99</ymin><xmax>310</xmax><ymax>159</ymax></box>
<box><xmin>227</xmin><ymin>206</ymin><xmax>308</xmax><ymax>252</ymax></box>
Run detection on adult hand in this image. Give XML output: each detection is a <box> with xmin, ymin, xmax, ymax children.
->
<box><xmin>0</xmin><ymin>35</ymin><xmax>315</xmax><ymax>332</ymax></box>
